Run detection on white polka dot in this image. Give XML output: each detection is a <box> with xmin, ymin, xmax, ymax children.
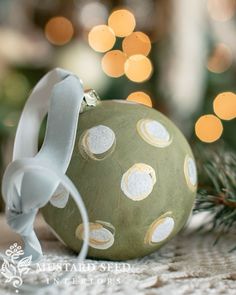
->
<box><xmin>80</xmin><ymin>125</ymin><xmax>116</xmax><ymax>160</ymax></box>
<box><xmin>121</xmin><ymin>163</ymin><xmax>156</xmax><ymax>201</ymax></box>
<box><xmin>76</xmin><ymin>222</ymin><xmax>115</xmax><ymax>250</ymax></box>
<box><xmin>87</xmin><ymin>125</ymin><xmax>115</xmax><ymax>154</ymax></box>
<box><xmin>151</xmin><ymin>217</ymin><xmax>175</xmax><ymax>243</ymax></box>
<box><xmin>144</xmin><ymin>215</ymin><xmax>175</xmax><ymax>245</ymax></box>
<box><xmin>50</xmin><ymin>184</ymin><xmax>69</xmax><ymax>208</ymax></box>
<box><xmin>137</xmin><ymin>119</ymin><xmax>171</xmax><ymax>147</ymax></box>
<box><xmin>184</xmin><ymin>155</ymin><xmax>197</xmax><ymax>190</ymax></box>
<box><xmin>145</xmin><ymin>121</ymin><xmax>170</xmax><ymax>141</ymax></box>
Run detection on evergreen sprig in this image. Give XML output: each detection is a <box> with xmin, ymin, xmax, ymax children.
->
<box><xmin>194</xmin><ymin>144</ymin><xmax>236</xmax><ymax>239</ymax></box>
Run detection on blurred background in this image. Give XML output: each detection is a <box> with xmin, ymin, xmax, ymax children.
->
<box><xmin>0</xmin><ymin>0</ymin><xmax>235</xmax><ymax>210</ymax></box>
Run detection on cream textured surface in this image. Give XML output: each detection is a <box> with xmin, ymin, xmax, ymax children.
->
<box><xmin>0</xmin><ymin>213</ymin><xmax>236</xmax><ymax>295</ymax></box>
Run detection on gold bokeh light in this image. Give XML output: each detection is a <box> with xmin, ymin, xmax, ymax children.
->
<box><xmin>45</xmin><ymin>16</ymin><xmax>74</xmax><ymax>46</ymax></box>
<box><xmin>127</xmin><ymin>91</ymin><xmax>152</xmax><ymax>107</ymax></box>
<box><xmin>124</xmin><ymin>55</ymin><xmax>153</xmax><ymax>83</ymax></box>
<box><xmin>207</xmin><ymin>43</ymin><xmax>232</xmax><ymax>73</ymax></box>
<box><xmin>207</xmin><ymin>0</ymin><xmax>236</xmax><ymax>22</ymax></box>
<box><xmin>213</xmin><ymin>92</ymin><xmax>236</xmax><ymax>120</ymax></box>
<box><xmin>108</xmin><ymin>9</ymin><xmax>136</xmax><ymax>37</ymax></box>
<box><xmin>195</xmin><ymin>114</ymin><xmax>223</xmax><ymax>143</ymax></box>
<box><xmin>122</xmin><ymin>32</ymin><xmax>151</xmax><ymax>57</ymax></box>
<box><xmin>101</xmin><ymin>50</ymin><xmax>127</xmax><ymax>77</ymax></box>
<box><xmin>88</xmin><ymin>25</ymin><xmax>116</xmax><ymax>52</ymax></box>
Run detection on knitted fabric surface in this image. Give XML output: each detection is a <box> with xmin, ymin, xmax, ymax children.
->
<box><xmin>0</xmin><ymin>214</ymin><xmax>235</xmax><ymax>295</ymax></box>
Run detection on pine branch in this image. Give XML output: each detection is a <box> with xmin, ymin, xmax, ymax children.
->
<box><xmin>194</xmin><ymin>143</ymin><xmax>236</xmax><ymax>236</ymax></box>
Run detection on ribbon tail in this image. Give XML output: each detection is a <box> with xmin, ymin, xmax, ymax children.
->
<box><xmin>22</xmin><ymin>231</ymin><xmax>42</xmax><ymax>262</ymax></box>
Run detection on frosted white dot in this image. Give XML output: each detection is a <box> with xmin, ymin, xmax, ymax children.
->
<box><xmin>80</xmin><ymin>125</ymin><xmax>116</xmax><ymax>160</ymax></box>
<box><xmin>50</xmin><ymin>184</ymin><xmax>69</xmax><ymax>208</ymax></box>
<box><xmin>87</xmin><ymin>125</ymin><xmax>115</xmax><ymax>154</ymax></box>
<box><xmin>188</xmin><ymin>158</ymin><xmax>197</xmax><ymax>186</ymax></box>
<box><xmin>184</xmin><ymin>155</ymin><xmax>197</xmax><ymax>190</ymax></box>
<box><xmin>137</xmin><ymin>119</ymin><xmax>171</xmax><ymax>147</ymax></box>
<box><xmin>151</xmin><ymin>217</ymin><xmax>175</xmax><ymax>243</ymax></box>
<box><xmin>89</xmin><ymin>227</ymin><xmax>114</xmax><ymax>249</ymax></box>
<box><xmin>146</xmin><ymin>120</ymin><xmax>169</xmax><ymax>141</ymax></box>
<box><xmin>76</xmin><ymin>222</ymin><xmax>115</xmax><ymax>250</ymax></box>
<box><xmin>121</xmin><ymin>163</ymin><xmax>156</xmax><ymax>201</ymax></box>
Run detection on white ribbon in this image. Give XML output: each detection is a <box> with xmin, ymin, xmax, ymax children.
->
<box><xmin>1</xmin><ymin>68</ymin><xmax>89</xmax><ymax>264</ymax></box>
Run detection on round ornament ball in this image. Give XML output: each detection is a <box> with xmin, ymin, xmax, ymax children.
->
<box><xmin>41</xmin><ymin>99</ymin><xmax>197</xmax><ymax>260</ymax></box>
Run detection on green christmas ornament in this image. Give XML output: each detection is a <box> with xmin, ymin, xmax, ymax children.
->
<box><xmin>2</xmin><ymin>69</ymin><xmax>197</xmax><ymax>262</ymax></box>
<box><xmin>41</xmin><ymin>92</ymin><xmax>197</xmax><ymax>260</ymax></box>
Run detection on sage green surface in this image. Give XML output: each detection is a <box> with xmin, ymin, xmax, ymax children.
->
<box><xmin>41</xmin><ymin>100</ymin><xmax>197</xmax><ymax>260</ymax></box>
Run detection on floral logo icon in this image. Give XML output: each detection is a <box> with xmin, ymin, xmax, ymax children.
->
<box><xmin>0</xmin><ymin>243</ymin><xmax>32</xmax><ymax>288</ymax></box>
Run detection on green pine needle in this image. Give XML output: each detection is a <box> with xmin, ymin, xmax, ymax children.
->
<box><xmin>194</xmin><ymin>143</ymin><xmax>236</xmax><ymax>238</ymax></box>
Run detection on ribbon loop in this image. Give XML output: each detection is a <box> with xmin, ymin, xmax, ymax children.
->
<box><xmin>2</xmin><ymin>68</ymin><xmax>89</xmax><ymax>263</ymax></box>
